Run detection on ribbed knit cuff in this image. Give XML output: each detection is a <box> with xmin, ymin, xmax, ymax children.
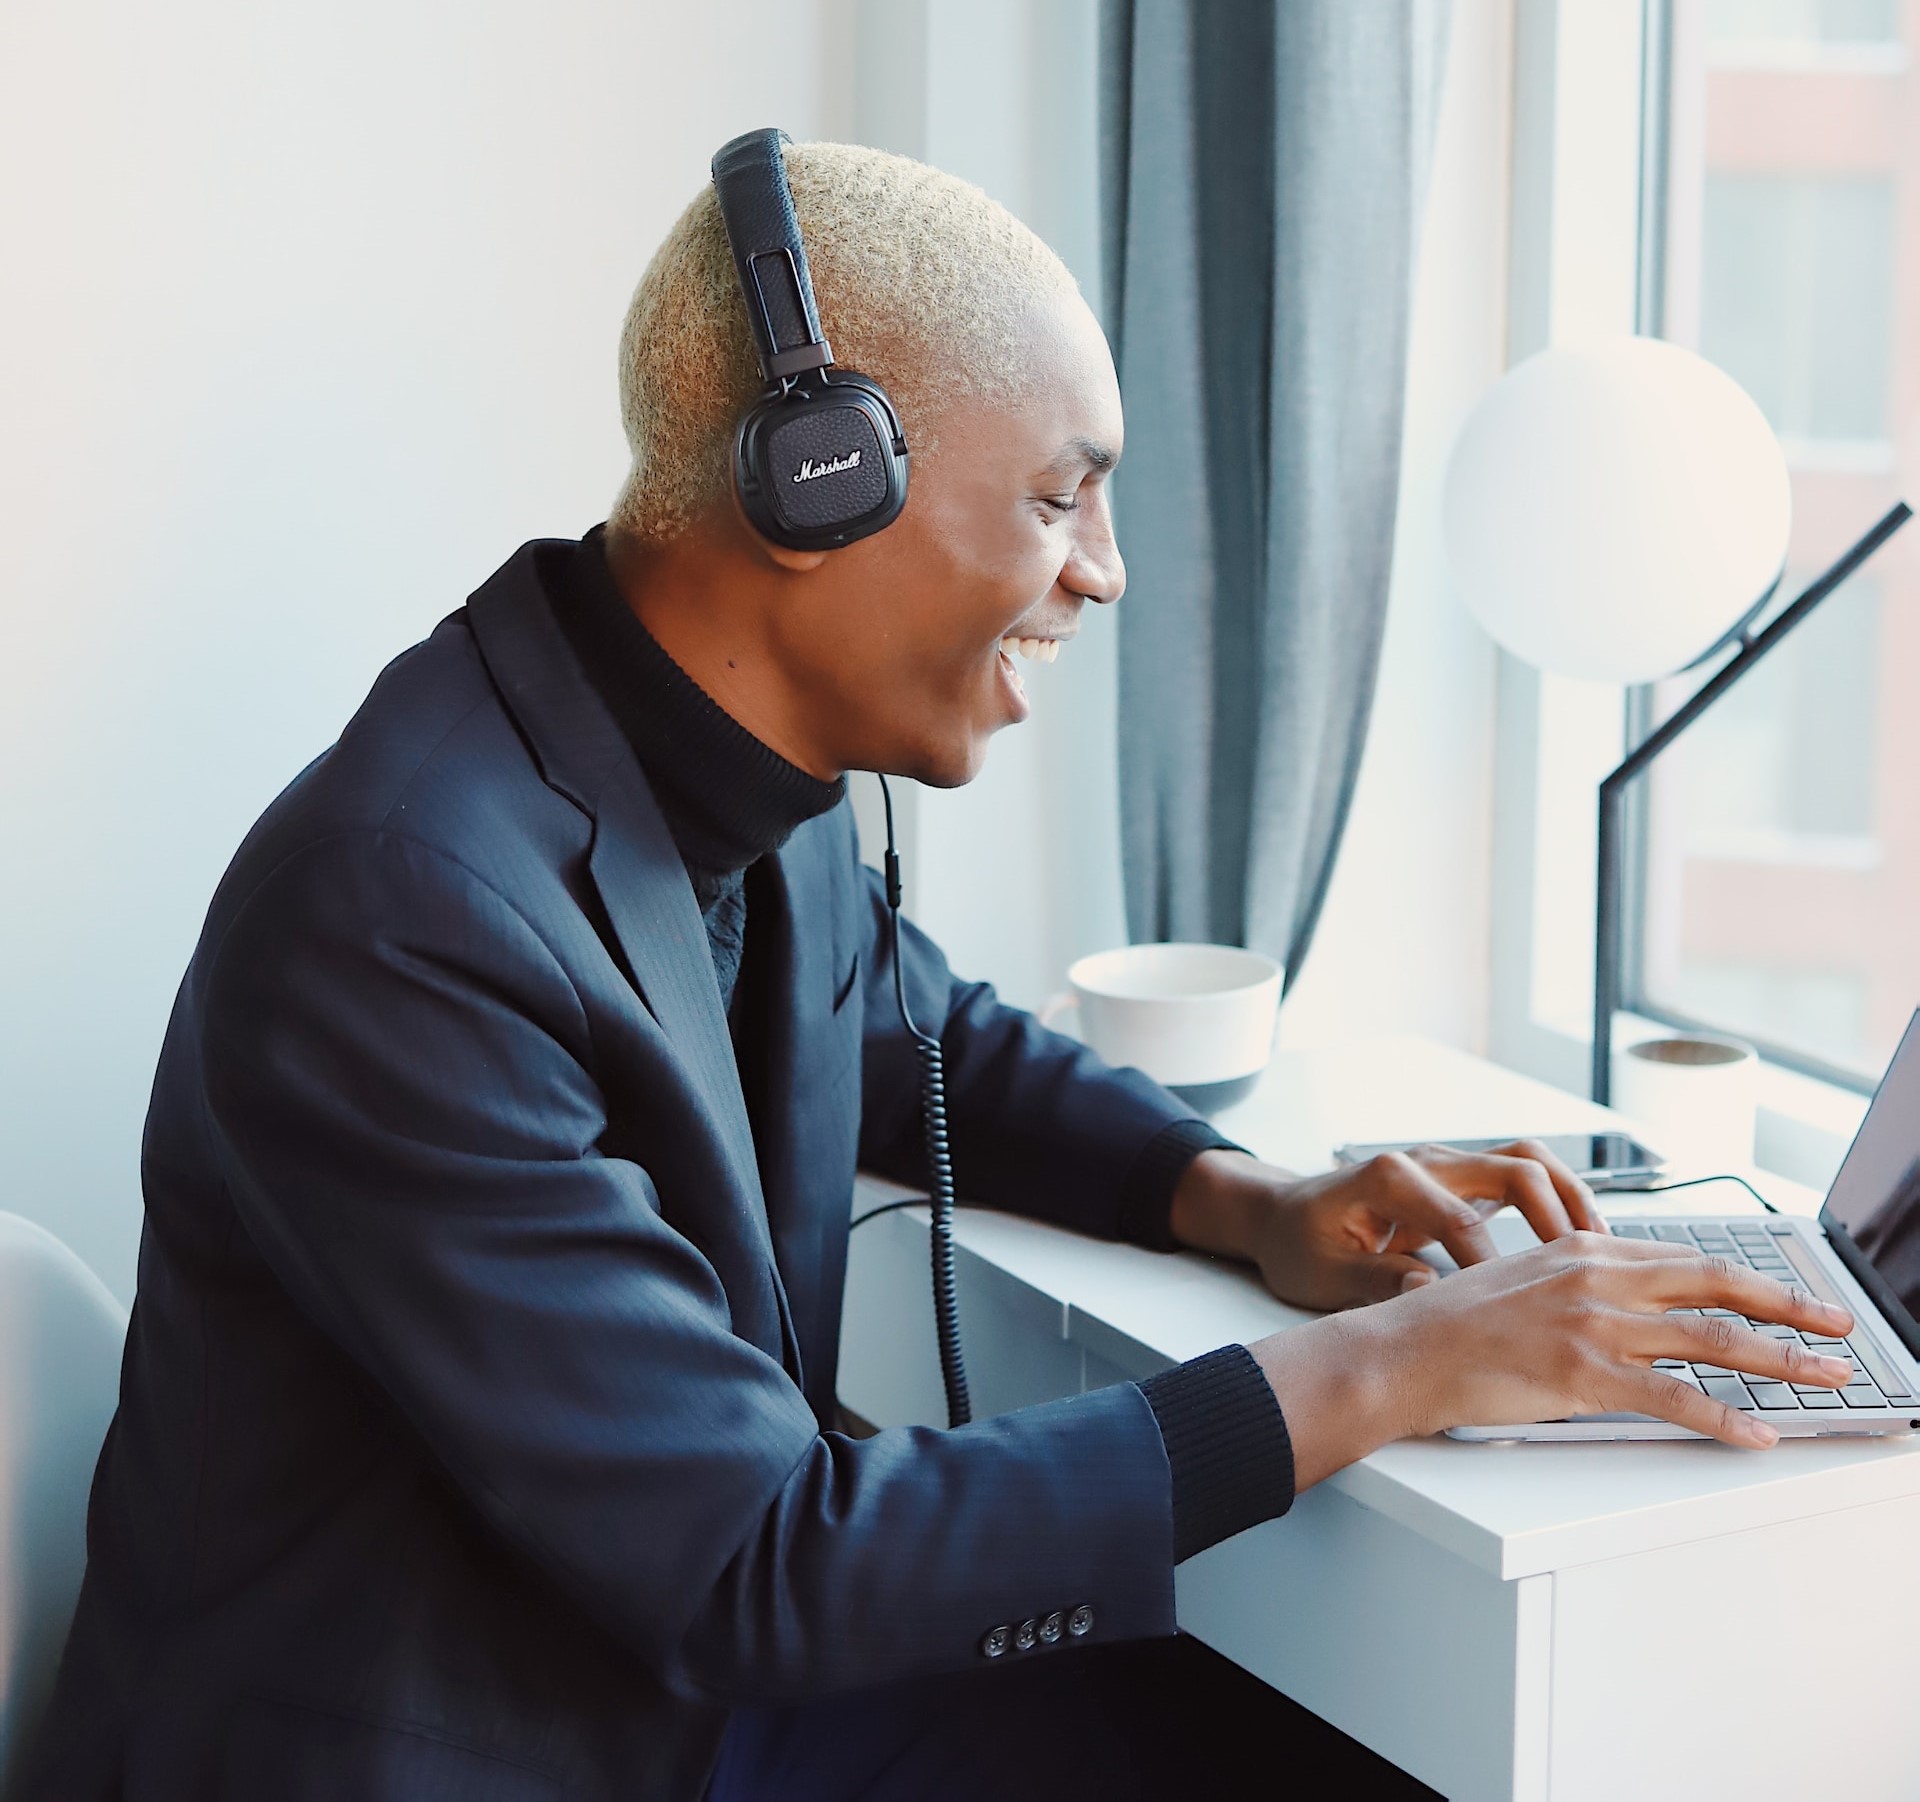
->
<box><xmin>1137</xmin><ymin>1343</ymin><xmax>1295</xmax><ymax>1563</ymax></box>
<box><xmin>1114</xmin><ymin>1119</ymin><xmax>1248</xmax><ymax>1251</ymax></box>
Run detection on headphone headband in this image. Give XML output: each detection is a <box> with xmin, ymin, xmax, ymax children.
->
<box><xmin>710</xmin><ymin>129</ymin><xmax>833</xmax><ymax>385</ymax></box>
<box><xmin>707</xmin><ymin>126</ymin><xmax>907</xmax><ymax>550</ymax></box>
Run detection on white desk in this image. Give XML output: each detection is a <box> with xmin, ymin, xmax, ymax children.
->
<box><xmin>837</xmin><ymin>1037</ymin><xmax>1920</xmax><ymax>1802</ymax></box>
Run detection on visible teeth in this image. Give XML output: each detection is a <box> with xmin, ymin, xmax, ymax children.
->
<box><xmin>1000</xmin><ymin>635</ymin><xmax>1063</xmax><ymax>668</ymax></box>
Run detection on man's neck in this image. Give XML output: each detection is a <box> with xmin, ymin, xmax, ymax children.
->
<box><xmin>602</xmin><ymin>526</ymin><xmax>842</xmax><ymax>782</ymax></box>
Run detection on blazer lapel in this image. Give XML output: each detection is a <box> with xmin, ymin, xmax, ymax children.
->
<box><xmin>463</xmin><ymin>540</ymin><xmax>802</xmax><ymax>1377</ymax></box>
<box><xmin>584</xmin><ymin>777</ymin><xmax>760</xmax><ymax>1199</ymax></box>
<box><xmin>588</xmin><ymin>780</ymin><xmax>807</xmax><ymax>1383</ymax></box>
<box><xmin>754</xmin><ymin>818</ymin><xmax>864</xmax><ymax>1416</ymax></box>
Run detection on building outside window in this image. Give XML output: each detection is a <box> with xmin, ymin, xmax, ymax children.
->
<box><xmin>1633</xmin><ymin>0</ymin><xmax>1920</xmax><ymax>1087</ymax></box>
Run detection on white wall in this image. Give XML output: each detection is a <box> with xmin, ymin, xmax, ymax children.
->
<box><xmin>0</xmin><ymin>0</ymin><xmax>855</xmax><ymax>1299</ymax></box>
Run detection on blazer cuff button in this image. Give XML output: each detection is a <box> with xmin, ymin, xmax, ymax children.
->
<box><xmin>981</xmin><ymin>1625</ymin><xmax>1010</xmax><ymax>1659</ymax></box>
<box><xmin>1014</xmin><ymin>1619</ymin><xmax>1038</xmax><ymax>1652</ymax></box>
<box><xmin>1039</xmin><ymin>1611</ymin><xmax>1064</xmax><ymax>1644</ymax></box>
<box><xmin>1068</xmin><ymin>1605</ymin><xmax>1094</xmax><ymax>1637</ymax></box>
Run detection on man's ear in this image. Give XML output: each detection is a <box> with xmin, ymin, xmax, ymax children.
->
<box><xmin>761</xmin><ymin>540</ymin><xmax>829</xmax><ymax>574</ymax></box>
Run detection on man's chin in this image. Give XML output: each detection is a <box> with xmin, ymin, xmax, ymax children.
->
<box><xmin>898</xmin><ymin>751</ymin><xmax>981</xmax><ymax>791</ymax></box>
<box><xmin>888</xmin><ymin>724</ymin><xmax>1003</xmax><ymax>791</ymax></box>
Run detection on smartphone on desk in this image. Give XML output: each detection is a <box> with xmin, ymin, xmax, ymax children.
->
<box><xmin>1331</xmin><ymin>1131</ymin><xmax>1665</xmax><ymax>1187</ymax></box>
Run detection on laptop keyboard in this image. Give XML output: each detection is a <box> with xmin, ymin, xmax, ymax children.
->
<box><xmin>1612</xmin><ymin>1219</ymin><xmax>1916</xmax><ymax>1413</ymax></box>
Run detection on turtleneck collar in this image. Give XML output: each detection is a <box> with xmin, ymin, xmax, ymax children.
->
<box><xmin>553</xmin><ymin>525</ymin><xmax>846</xmax><ymax>884</ymax></box>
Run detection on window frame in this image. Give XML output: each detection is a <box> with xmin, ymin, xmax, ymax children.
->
<box><xmin>1623</xmin><ymin>0</ymin><xmax>1896</xmax><ymax>1098</ymax></box>
<box><xmin>1487</xmin><ymin>0</ymin><xmax>1872</xmax><ymax>1186</ymax></box>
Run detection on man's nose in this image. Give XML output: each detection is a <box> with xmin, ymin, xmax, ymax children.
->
<box><xmin>1071</xmin><ymin>520</ymin><xmax>1125</xmax><ymax>607</ymax></box>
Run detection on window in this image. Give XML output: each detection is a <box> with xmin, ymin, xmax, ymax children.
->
<box><xmin>1630</xmin><ymin>0</ymin><xmax>1918</xmax><ymax>1086</ymax></box>
<box><xmin>1697</xmin><ymin>173</ymin><xmax>1894</xmax><ymax>444</ymax></box>
<box><xmin>1704</xmin><ymin>0</ymin><xmax>1900</xmax><ymax>55</ymax></box>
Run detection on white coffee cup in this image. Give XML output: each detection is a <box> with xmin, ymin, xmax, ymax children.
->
<box><xmin>1040</xmin><ymin>942</ymin><xmax>1284</xmax><ymax>1098</ymax></box>
<box><xmin>1612</xmin><ymin>1033</ymin><xmax>1760</xmax><ymax>1167</ymax></box>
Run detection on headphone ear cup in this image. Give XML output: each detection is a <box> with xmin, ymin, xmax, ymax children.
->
<box><xmin>812</xmin><ymin>369</ymin><xmax>908</xmax><ymax>458</ymax></box>
<box><xmin>733</xmin><ymin>379</ymin><xmax>908</xmax><ymax>551</ymax></box>
<box><xmin>732</xmin><ymin>399</ymin><xmax>787</xmax><ymax>544</ymax></box>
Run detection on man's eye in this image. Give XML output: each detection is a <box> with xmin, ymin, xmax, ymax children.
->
<box><xmin>1040</xmin><ymin>494</ymin><xmax>1080</xmax><ymax>514</ymax></box>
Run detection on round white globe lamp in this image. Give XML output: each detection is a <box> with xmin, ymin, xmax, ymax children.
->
<box><xmin>1441</xmin><ymin>335</ymin><xmax>1910</xmax><ymax>1106</ymax></box>
<box><xmin>1443</xmin><ymin>337</ymin><xmax>1791</xmax><ymax>685</ymax></box>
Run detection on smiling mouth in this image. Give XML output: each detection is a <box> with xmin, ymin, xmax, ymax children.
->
<box><xmin>1000</xmin><ymin>635</ymin><xmax>1065</xmax><ymax>665</ymax></box>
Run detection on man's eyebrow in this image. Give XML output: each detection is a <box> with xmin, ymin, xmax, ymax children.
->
<box><xmin>1041</xmin><ymin>436</ymin><xmax>1117</xmax><ymax>476</ymax></box>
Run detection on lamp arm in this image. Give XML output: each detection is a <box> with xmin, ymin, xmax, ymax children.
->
<box><xmin>1590</xmin><ymin>498</ymin><xmax>1913</xmax><ymax>1105</ymax></box>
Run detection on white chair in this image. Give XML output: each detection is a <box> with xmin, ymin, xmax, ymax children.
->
<box><xmin>0</xmin><ymin>1215</ymin><xmax>126</xmax><ymax>1797</ymax></box>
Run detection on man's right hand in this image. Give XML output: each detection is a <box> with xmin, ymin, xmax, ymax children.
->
<box><xmin>1249</xmin><ymin>1232</ymin><xmax>1858</xmax><ymax>1490</ymax></box>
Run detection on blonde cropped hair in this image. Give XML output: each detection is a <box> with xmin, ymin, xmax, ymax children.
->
<box><xmin>612</xmin><ymin>140</ymin><xmax>1081</xmax><ymax>543</ymax></box>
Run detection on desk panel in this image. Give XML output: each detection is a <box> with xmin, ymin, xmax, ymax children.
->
<box><xmin>1177</xmin><ymin>1498</ymin><xmax>1549</xmax><ymax>1802</ymax></box>
<box><xmin>1547</xmin><ymin>1489</ymin><xmax>1920</xmax><ymax>1801</ymax></box>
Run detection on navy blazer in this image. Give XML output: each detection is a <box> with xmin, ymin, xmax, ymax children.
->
<box><xmin>30</xmin><ymin>540</ymin><xmax>1203</xmax><ymax>1801</ymax></box>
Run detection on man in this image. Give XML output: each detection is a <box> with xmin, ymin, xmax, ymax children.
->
<box><xmin>29</xmin><ymin>140</ymin><xmax>1855</xmax><ymax>1800</ymax></box>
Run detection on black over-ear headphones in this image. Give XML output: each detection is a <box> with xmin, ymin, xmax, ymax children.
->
<box><xmin>709</xmin><ymin>128</ymin><xmax>910</xmax><ymax>551</ymax></box>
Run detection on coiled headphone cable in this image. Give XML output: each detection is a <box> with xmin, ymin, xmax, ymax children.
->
<box><xmin>873</xmin><ymin>775</ymin><xmax>971</xmax><ymax>1428</ymax></box>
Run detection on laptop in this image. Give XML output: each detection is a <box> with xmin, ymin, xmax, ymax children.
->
<box><xmin>1452</xmin><ymin>1009</ymin><xmax>1920</xmax><ymax>1442</ymax></box>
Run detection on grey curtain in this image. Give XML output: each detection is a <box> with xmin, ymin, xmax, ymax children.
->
<box><xmin>1099</xmin><ymin>0</ymin><xmax>1450</xmax><ymax>984</ymax></box>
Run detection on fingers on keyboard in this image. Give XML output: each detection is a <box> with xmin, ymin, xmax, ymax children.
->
<box><xmin>1619</xmin><ymin>1217</ymin><xmax>1915</xmax><ymax>1420</ymax></box>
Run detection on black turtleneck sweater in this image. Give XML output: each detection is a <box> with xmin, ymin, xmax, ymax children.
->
<box><xmin>558</xmin><ymin>527</ymin><xmax>844</xmax><ymax>1016</ymax></box>
<box><xmin>552</xmin><ymin>529</ymin><xmax>1294</xmax><ymax>1563</ymax></box>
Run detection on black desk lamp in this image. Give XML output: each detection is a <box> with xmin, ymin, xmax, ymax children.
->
<box><xmin>1590</xmin><ymin>501</ymin><xmax>1910</xmax><ymax>1102</ymax></box>
<box><xmin>1444</xmin><ymin>336</ymin><xmax>1912</xmax><ymax>1103</ymax></box>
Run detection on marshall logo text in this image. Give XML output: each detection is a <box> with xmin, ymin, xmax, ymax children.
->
<box><xmin>792</xmin><ymin>450</ymin><xmax>861</xmax><ymax>483</ymax></box>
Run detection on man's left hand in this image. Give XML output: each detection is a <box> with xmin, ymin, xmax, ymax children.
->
<box><xmin>1167</xmin><ymin>1141</ymin><xmax>1609</xmax><ymax>1312</ymax></box>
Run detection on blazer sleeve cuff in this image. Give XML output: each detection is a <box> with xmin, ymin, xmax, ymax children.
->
<box><xmin>1136</xmin><ymin>1343</ymin><xmax>1295</xmax><ymax>1563</ymax></box>
<box><xmin>1114</xmin><ymin>1119</ymin><xmax>1248</xmax><ymax>1251</ymax></box>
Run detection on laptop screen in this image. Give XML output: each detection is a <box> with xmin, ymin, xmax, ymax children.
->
<box><xmin>1820</xmin><ymin>1009</ymin><xmax>1920</xmax><ymax>1361</ymax></box>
